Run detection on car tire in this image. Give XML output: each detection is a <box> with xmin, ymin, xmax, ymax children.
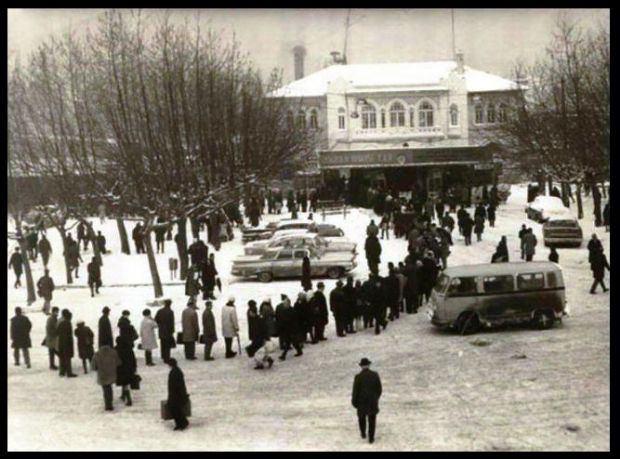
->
<box><xmin>257</xmin><ymin>272</ymin><xmax>273</xmax><ymax>283</ymax></box>
<box><xmin>327</xmin><ymin>267</ymin><xmax>343</xmax><ymax>279</ymax></box>
<box><xmin>532</xmin><ymin>309</ymin><xmax>555</xmax><ymax>330</ymax></box>
<box><xmin>456</xmin><ymin>311</ymin><xmax>481</xmax><ymax>335</ymax></box>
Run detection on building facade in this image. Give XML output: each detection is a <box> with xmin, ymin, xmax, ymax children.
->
<box><xmin>273</xmin><ymin>54</ymin><xmax>521</xmax><ymax>199</ymax></box>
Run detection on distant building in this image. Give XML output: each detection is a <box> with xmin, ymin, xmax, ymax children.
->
<box><xmin>272</xmin><ymin>54</ymin><xmax>522</xmax><ymax>198</ymax></box>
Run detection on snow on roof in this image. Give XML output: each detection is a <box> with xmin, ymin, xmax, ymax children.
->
<box><xmin>271</xmin><ymin>61</ymin><xmax>518</xmax><ymax>98</ymax></box>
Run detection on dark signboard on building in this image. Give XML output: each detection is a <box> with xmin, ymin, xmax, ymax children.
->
<box><xmin>319</xmin><ymin>147</ymin><xmax>493</xmax><ymax>169</ymax></box>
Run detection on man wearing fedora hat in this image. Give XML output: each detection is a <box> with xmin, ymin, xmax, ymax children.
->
<box><xmin>352</xmin><ymin>357</ymin><xmax>382</xmax><ymax>444</ymax></box>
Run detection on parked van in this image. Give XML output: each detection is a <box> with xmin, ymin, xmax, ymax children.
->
<box><xmin>428</xmin><ymin>261</ymin><xmax>567</xmax><ymax>334</ymax></box>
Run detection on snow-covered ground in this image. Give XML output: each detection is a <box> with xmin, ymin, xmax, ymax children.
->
<box><xmin>7</xmin><ymin>185</ymin><xmax>610</xmax><ymax>451</ymax></box>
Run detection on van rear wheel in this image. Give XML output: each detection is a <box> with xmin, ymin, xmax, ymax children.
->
<box><xmin>532</xmin><ymin>309</ymin><xmax>555</xmax><ymax>330</ymax></box>
<box><xmin>327</xmin><ymin>267</ymin><xmax>343</xmax><ymax>279</ymax></box>
<box><xmin>456</xmin><ymin>311</ymin><xmax>481</xmax><ymax>335</ymax></box>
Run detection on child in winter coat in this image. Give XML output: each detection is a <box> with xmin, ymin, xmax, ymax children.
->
<box><xmin>253</xmin><ymin>337</ymin><xmax>276</xmax><ymax>370</ymax></box>
<box><xmin>74</xmin><ymin>321</ymin><xmax>95</xmax><ymax>374</ymax></box>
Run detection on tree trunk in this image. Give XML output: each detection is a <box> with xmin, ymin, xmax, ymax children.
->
<box><xmin>59</xmin><ymin>229</ymin><xmax>73</xmax><ymax>285</ymax></box>
<box><xmin>547</xmin><ymin>176</ymin><xmax>553</xmax><ymax>196</ymax></box>
<box><xmin>592</xmin><ymin>183</ymin><xmax>602</xmax><ymax>227</ymax></box>
<box><xmin>576</xmin><ymin>183</ymin><xmax>584</xmax><ymax>219</ymax></box>
<box><xmin>561</xmin><ymin>182</ymin><xmax>570</xmax><ymax>208</ymax></box>
<box><xmin>177</xmin><ymin>217</ymin><xmax>189</xmax><ymax>281</ymax></box>
<box><xmin>144</xmin><ymin>229</ymin><xmax>164</xmax><ymax>298</ymax></box>
<box><xmin>601</xmin><ymin>182</ymin><xmax>607</xmax><ymax>199</ymax></box>
<box><xmin>14</xmin><ymin>215</ymin><xmax>36</xmax><ymax>305</ymax></box>
<box><xmin>116</xmin><ymin>217</ymin><xmax>131</xmax><ymax>255</ymax></box>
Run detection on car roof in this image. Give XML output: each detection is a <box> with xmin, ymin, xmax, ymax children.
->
<box><xmin>442</xmin><ymin>261</ymin><xmax>561</xmax><ymax>278</ymax></box>
<box><xmin>276</xmin><ymin>219</ymin><xmax>315</xmax><ymax>228</ymax></box>
<box><xmin>533</xmin><ymin>196</ymin><xmax>566</xmax><ymax>208</ymax></box>
<box><xmin>273</xmin><ymin>232</ymin><xmax>317</xmax><ymax>241</ymax></box>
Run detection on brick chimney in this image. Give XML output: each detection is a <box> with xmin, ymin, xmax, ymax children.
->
<box><xmin>456</xmin><ymin>50</ymin><xmax>465</xmax><ymax>74</ymax></box>
<box><xmin>293</xmin><ymin>45</ymin><xmax>306</xmax><ymax>80</ymax></box>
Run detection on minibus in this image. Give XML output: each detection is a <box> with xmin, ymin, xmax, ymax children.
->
<box><xmin>428</xmin><ymin>261</ymin><xmax>567</xmax><ymax>334</ymax></box>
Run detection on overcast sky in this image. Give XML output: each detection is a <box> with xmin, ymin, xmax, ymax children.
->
<box><xmin>8</xmin><ymin>9</ymin><xmax>609</xmax><ymax>82</ymax></box>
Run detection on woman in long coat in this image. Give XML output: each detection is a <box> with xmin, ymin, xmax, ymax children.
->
<box><xmin>259</xmin><ymin>299</ymin><xmax>277</xmax><ymax>337</ymax></box>
<box><xmin>301</xmin><ymin>255</ymin><xmax>312</xmax><ymax>292</ymax></box>
<box><xmin>140</xmin><ymin>309</ymin><xmax>158</xmax><ymax>366</ymax></box>
<box><xmin>57</xmin><ymin>309</ymin><xmax>77</xmax><ymax>377</ymax></box>
<box><xmin>115</xmin><ymin>336</ymin><xmax>137</xmax><ymax>406</ymax></box>
<box><xmin>74</xmin><ymin>321</ymin><xmax>95</xmax><ymax>374</ymax></box>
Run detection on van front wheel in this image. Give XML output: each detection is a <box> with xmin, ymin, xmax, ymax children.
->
<box><xmin>456</xmin><ymin>312</ymin><xmax>480</xmax><ymax>335</ymax></box>
<box><xmin>532</xmin><ymin>309</ymin><xmax>555</xmax><ymax>330</ymax></box>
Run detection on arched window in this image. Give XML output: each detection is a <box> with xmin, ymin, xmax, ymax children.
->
<box><xmin>497</xmin><ymin>103</ymin><xmax>507</xmax><ymax>123</ymax></box>
<box><xmin>389</xmin><ymin>102</ymin><xmax>406</xmax><ymax>127</ymax></box>
<box><xmin>450</xmin><ymin>104</ymin><xmax>459</xmax><ymax>127</ymax></box>
<box><xmin>296</xmin><ymin>110</ymin><xmax>306</xmax><ymax>129</ymax></box>
<box><xmin>418</xmin><ymin>101</ymin><xmax>434</xmax><ymax>127</ymax></box>
<box><xmin>309</xmin><ymin>109</ymin><xmax>318</xmax><ymax>129</ymax></box>
<box><xmin>486</xmin><ymin>104</ymin><xmax>496</xmax><ymax>124</ymax></box>
<box><xmin>409</xmin><ymin>107</ymin><xmax>415</xmax><ymax>127</ymax></box>
<box><xmin>361</xmin><ymin>104</ymin><xmax>376</xmax><ymax>129</ymax></box>
<box><xmin>338</xmin><ymin>107</ymin><xmax>346</xmax><ymax>130</ymax></box>
<box><xmin>287</xmin><ymin>110</ymin><xmax>294</xmax><ymax>128</ymax></box>
<box><xmin>474</xmin><ymin>103</ymin><xmax>484</xmax><ymax>124</ymax></box>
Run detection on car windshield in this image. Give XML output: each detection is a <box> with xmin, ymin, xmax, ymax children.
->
<box><xmin>260</xmin><ymin>251</ymin><xmax>278</xmax><ymax>260</ymax></box>
<box><xmin>434</xmin><ymin>274</ymin><xmax>450</xmax><ymax>294</ymax></box>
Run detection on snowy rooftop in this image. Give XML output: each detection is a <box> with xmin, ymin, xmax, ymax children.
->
<box><xmin>271</xmin><ymin>61</ymin><xmax>519</xmax><ymax>98</ymax></box>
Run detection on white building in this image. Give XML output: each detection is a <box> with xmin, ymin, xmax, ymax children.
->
<box><xmin>273</xmin><ymin>53</ymin><xmax>521</xmax><ymax>199</ymax></box>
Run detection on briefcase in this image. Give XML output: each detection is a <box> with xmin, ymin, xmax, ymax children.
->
<box><xmin>176</xmin><ymin>332</ymin><xmax>184</xmax><ymax>345</ymax></box>
<box><xmin>130</xmin><ymin>374</ymin><xmax>142</xmax><ymax>390</ymax></box>
<box><xmin>160</xmin><ymin>399</ymin><xmax>191</xmax><ymax>420</ymax></box>
<box><xmin>198</xmin><ymin>334</ymin><xmax>205</xmax><ymax>344</ymax></box>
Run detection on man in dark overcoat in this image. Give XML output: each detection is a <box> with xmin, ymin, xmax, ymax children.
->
<box><xmin>352</xmin><ymin>358</ymin><xmax>382</xmax><ymax>444</ymax></box>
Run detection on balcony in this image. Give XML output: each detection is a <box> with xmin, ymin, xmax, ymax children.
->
<box><xmin>351</xmin><ymin>126</ymin><xmax>445</xmax><ymax>141</ymax></box>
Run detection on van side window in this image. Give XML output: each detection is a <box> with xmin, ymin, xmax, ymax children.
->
<box><xmin>547</xmin><ymin>271</ymin><xmax>559</xmax><ymax>288</ymax></box>
<box><xmin>448</xmin><ymin>277</ymin><xmax>477</xmax><ymax>295</ymax></box>
<box><xmin>483</xmin><ymin>275</ymin><xmax>514</xmax><ymax>293</ymax></box>
<box><xmin>517</xmin><ymin>273</ymin><xmax>545</xmax><ymax>290</ymax></box>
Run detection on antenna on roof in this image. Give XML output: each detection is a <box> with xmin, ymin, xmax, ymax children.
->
<box><xmin>451</xmin><ymin>9</ymin><xmax>456</xmax><ymax>59</ymax></box>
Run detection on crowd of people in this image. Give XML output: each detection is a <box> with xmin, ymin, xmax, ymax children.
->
<box><xmin>7</xmin><ymin>185</ymin><xmax>611</xmax><ymax>437</ymax></box>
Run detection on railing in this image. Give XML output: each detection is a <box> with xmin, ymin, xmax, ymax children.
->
<box><xmin>352</xmin><ymin>126</ymin><xmax>444</xmax><ymax>138</ymax></box>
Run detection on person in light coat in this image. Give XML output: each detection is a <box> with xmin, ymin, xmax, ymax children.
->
<box><xmin>45</xmin><ymin>307</ymin><xmax>60</xmax><ymax>370</ymax></box>
<box><xmin>91</xmin><ymin>344</ymin><xmax>122</xmax><ymax>411</ymax></box>
<box><xmin>140</xmin><ymin>309</ymin><xmax>158</xmax><ymax>366</ymax></box>
<box><xmin>181</xmin><ymin>301</ymin><xmax>200</xmax><ymax>360</ymax></box>
<box><xmin>221</xmin><ymin>296</ymin><xmax>240</xmax><ymax>358</ymax></box>
<box><xmin>253</xmin><ymin>337</ymin><xmax>276</xmax><ymax>370</ymax></box>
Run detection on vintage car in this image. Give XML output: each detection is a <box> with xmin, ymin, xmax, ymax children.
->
<box><xmin>241</xmin><ymin>221</ymin><xmax>280</xmax><ymax>243</ymax></box>
<box><xmin>525</xmin><ymin>196</ymin><xmax>571</xmax><ymax>223</ymax></box>
<box><xmin>313</xmin><ymin>223</ymin><xmax>345</xmax><ymax>237</ymax></box>
<box><xmin>428</xmin><ymin>261</ymin><xmax>567</xmax><ymax>334</ymax></box>
<box><xmin>542</xmin><ymin>218</ymin><xmax>583</xmax><ymax>247</ymax></box>
<box><xmin>244</xmin><ymin>232</ymin><xmax>356</xmax><ymax>256</ymax></box>
<box><xmin>251</xmin><ymin>219</ymin><xmax>318</xmax><ymax>241</ymax></box>
<box><xmin>231</xmin><ymin>246</ymin><xmax>357</xmax><ymax>282</ymax></box>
